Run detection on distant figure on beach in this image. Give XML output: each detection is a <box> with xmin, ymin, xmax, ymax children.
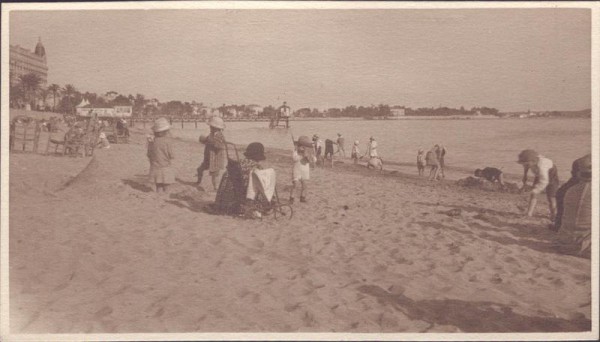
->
<box><xmin>474</xmin><ymin>167</ymin><xmax>504</xmax><ymax>185</ymax></box>
<box><xmin>351</xmin><ymin>140</ymin><xmax>360</xmax><ymax>165</ymax></box>
<box><xmin>116</xmin><ymin>118</ymin><xmax>130</xmax><ymax>137</ymax></box>
<box><xmin>425</xmin><ymin>145</ymin><xmax>440</xmax><ymax>181</ymax></box>
<box><xmin>278</xmin><ymin>101</ymin><xmax>291</xmax><ymax>128</ymax></box>
<box><xmin>517</xmin><ymin>149</ymin><xmax>559</xmax><ymax>219</ymax></box>
<box><xmin>197</xmin><ymin>116</ymin><xmax>227</xmax><ymax>191</ymax></box>
<box><xmin>437</xmin><ymin>144</ymin><xmax>447</xmax><ymax>178</ymax></box>
<box><xmin>147</xmin><ymin>118</ymin><xmax>175</xmax><ymax>193</ymax></box>
<box><xmin>324</xmin><ymin>139</ymin><xmax>335</xmax><ymax>168</ymax></box>
<box><xmin>365</xmin><ymin>136</ymin><xmax>378</xmax><ymax>158</ymax></box>
<box><xmin>417</xmin><ymin>149</ymin><xmax>425</xmax><ymax>176</ymax></box>
<box><xmin>290</xmin><ymin>136</ymin><xmax>315</xmax><ymax>204</ymax></box>
<box><xmin>312</xmin><ymin>135</ymin><xmax>323</xmax><ymax>166</ymax></box>
<box><xmin>336</xmin><ymin>133</ymin><xmax>346</xmax><ymax>158</ymax></box>
<box><xmin>363</xmin><ymin>137</ymin><xmax>383</xmax><ymax>171</ymax></box>
<box><xmin>553</xmin><ymin>154</ymin><xmax>591</xmax><ymax>234</ymax></box>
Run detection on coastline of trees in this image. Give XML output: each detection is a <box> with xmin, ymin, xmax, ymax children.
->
<box><xmin>9</xmin><ymin>72</ymin><xmax>590</xmax><ymax>120</ymax></box>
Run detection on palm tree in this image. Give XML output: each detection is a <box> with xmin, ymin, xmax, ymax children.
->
<box><xmin>62</xmin><ymin>84</ymin><xmax>77</xmax><ymax>114</ymax></box>
<box><xmin>48</xmin><ymin>83</ymin><xmax>61</xmax><ymax>112</ymax></box>
<box><xmin>19</xmin><ymin>73</ymin><xmax>42</xmax><ymax>110</ymax></box>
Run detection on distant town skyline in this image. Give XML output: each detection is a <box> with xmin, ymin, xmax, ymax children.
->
<box><xmin>9</xmin><ymin>8</ymin><xmax>591</xmax><ymax>112</ymax></box>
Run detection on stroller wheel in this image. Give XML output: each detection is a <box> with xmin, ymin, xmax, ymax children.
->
<box><xmin>274</xmin><ymin>204</ymin><xmax>293</xmax><ymax>220</ymax></box>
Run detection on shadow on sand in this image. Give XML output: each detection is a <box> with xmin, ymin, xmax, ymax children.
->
<box><xmin>358</xmin><ymin>285</ymin><xmax>590</xmax><ymax>332</ymax></box>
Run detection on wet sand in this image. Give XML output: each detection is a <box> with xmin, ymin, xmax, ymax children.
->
<box><xmin>9</xmin><ymin>127</ymin><xmax>591</xmax><ymax>333</ymax></box>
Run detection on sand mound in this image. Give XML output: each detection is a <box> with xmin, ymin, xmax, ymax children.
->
<box><xmin>456</xmin><ymin>176</ymin><xmax>522</xmax><ymax>193</ymax></box>
<box><xmin>61</xmin><ymin>148</ymin><xmax>140</xmax><ymax>195</ymax></box>
<box><xmin>61</xmin><ymin>155</ymin><xmax>101</xmax><ymax>189</ymax></box>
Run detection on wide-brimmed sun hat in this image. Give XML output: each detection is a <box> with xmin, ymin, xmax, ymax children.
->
<box><xmin>207</xmin><ymin>116</ymin><xmax>225</xmax><ymax>129</ymax></box>
<box><xmin>517</xmin><ymin>149</ymin><xmax>539</xmax><ymax>163</ymax></box>
<box><xmin>152</xmin><ymin>117</ymin><xmax>171</xmax><ymax>132</ymax></box>
<box><xmin>297</xmin><ymin>135</ymin><xmax>313</xmax><ymax>147</ymax></box>
<box><xmin>244</xmin><ymin>142</ymin><xmax>266</xmax><ymax>161</ymax></box>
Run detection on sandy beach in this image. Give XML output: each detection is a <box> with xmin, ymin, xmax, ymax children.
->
<box><xmin>8</xmin><ymin>125</ymin><xmax>592</xmax><ymax>334</ymax></box>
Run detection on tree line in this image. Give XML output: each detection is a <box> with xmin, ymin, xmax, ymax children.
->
<box><xmin>9</xmin><ymin>72</ymin><xmax>501</xmax><ymax>119</ymax></box>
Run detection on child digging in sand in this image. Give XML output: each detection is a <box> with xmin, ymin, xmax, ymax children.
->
<box><xmin>290</xmin><ymin>136</ymin><xmax>315</xmax><ymax>203</ymax></box>
<box><xmin>147</xmin><ymin>117</ymin><xmax>175</xmax><ymax>193</ymax></box>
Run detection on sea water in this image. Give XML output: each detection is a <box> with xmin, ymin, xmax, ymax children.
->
<box><xmin>166</xmin><ymin>118</ymin><xmax>591</xmax><ymax>181</ymax></box>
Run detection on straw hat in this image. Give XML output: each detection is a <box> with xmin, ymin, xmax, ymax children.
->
<box><xmin>207</xmin><ymin>116</ymin><xmax>225</xmax><ymax>129</ymax></box>
<box><xmin>152</xmin><ymin>117</ymin><xmax>170</xmax><ymax>132</ymax></box>
<box><xmin>244</xmin><ymin>142</ymin><xmax>266</xmax><ymax>161</ymax></box>
<box><xmin>297</xmin><ymin>135</ymin><xmax>313</xmax><ymax>147</ymax></box>
<box><xmin>517</xmin><ymin>149</ymin><xmax>538</xmax><ymax>163</ymax></box>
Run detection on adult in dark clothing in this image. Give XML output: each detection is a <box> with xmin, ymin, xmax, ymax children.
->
<box><xmin>553</xmin><ymin>154</ymin><xmax>591</xmax><ymax>231</ymax></box>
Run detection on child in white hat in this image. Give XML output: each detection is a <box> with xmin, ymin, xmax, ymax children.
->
<box><xmin>290</xmin><ymin>136</ymin><xmax>316</xmax><ymax>203</ymax></box>
<box><xmin>147</xmin><ymin>117</ymin><xmax>175</xmax><ymax>193</ymax></box>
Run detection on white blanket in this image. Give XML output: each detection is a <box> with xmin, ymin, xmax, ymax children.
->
<box><xmin>247</xmin><ymin>168</ymin><xmax>276</xmax><ymax>202</ymax></box>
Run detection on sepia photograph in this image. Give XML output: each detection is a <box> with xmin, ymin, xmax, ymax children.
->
<box><xmin>1</xmin><ymin>1</ymin><xmax>598</xmax><ymax>341</ymax></box>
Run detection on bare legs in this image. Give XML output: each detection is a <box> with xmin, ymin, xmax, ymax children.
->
<box><xmin>428</xmin><ymin>165</ymin><xmax>439</xmax><ymax>181</ymax></box>
<box><xmin>290</xmin><ymin>179</ymin><xmax>307</xmax><ymax>202</ymax></box>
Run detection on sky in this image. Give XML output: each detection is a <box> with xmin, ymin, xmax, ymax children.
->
<box><xmin>9</xmin><ymin>8</ymin><xmax>591</xmax><ymax>112</ymax></box>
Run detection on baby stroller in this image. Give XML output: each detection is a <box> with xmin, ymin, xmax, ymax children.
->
<box><xmin>213</xmin><ymin>142</ymin><xmax>293</xmax><ymax>220</ymax></box>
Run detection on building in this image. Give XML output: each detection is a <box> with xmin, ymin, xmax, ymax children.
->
<box><xmin>247</xmin><ymin>104</ymin><xmax>263</xmax><ymax>117</ymax></box>
<box><xmin>76</xmin><ymin>99</ymin><xmax>133</xmax><ymax>118</ymax></box>
<box><xmin>9</xmin><ymin>37</ymin><xmax>48</xmax><ymax>87</ymax></box>
<box><xmin>390</xmin><ymin>106</ymin><xmax>406</xmax><ymax>116</ymax></box>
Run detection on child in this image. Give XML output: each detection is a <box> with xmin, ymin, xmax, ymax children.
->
<box><xmin>426</xmin><ymin>145</ymin><xmax>440</xmax><ymax>181</ymax></box>
<box><xmin>97</xmin><ymin>131</ymin><xmax>111</xmax><ymax>149</ymax></box>
<box><xmin>517</xmin><ymin>149</ymin><xmax>559</xmax><ymax>219</ymax></box>
<box><xmin>197</xmin><ymin>116</ymin><xmax>227</xmax><ymax>191</ymax></box>
<box><xmin>290</xmin><ymin>136</ymin><xmax>315</xmax><ymax>203</ymax></box>
<box><xmin>351</xmin><ymin>140</ymin><xmax>360</xmax><ymax>165</ymax></box>
<box><xmin>324</xmin><ymin>138</ymin><xmax>335</xmax><ymax>168</ymax></box>
<box><xmin>417</xmin><ymin>148</ymin><xmax>425</xmax><ymax>176</ymax></box>
<box><xmin>312</xmin><ymin>134</ymin><xmax>323</xmax><ymax>167</ymax></box>
<box><xmin>147</xmin><ymin>117</ymin><xmax>175</xmax><ymax>193</ymax></box>
<box><xmin>474</xmin><ymin>167</ymin><xmax>504</xmax><ymax>185</ymax></box>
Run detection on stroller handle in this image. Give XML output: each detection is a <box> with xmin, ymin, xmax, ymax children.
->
<box><xmin>224</xmin><ymin>141</ymin><xmax>240</xmax><ymax>162</ymax></box>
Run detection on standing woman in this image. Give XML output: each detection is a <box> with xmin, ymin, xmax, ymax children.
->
<box><xmin>147</xmin><ymin>117</ymin><xmax>175</xmax><ymax>193</ymax></box>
